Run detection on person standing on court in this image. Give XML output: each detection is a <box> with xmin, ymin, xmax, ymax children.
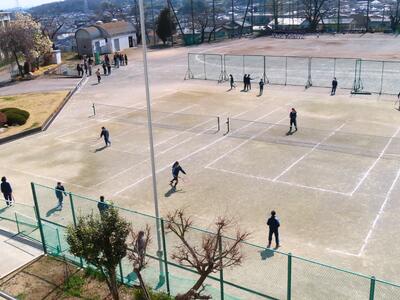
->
<box><xmin>102</xmin><ymin>61</ymin><xmax>107</xmax><ymax>76</ymax></box>
<box><xmin>97</xmin><ymin>196</ymin><xmax>109</xmax><ymax>215</ymax></box>
<box><xmin>331</xmin><ymin>77</ymin><xmax>338</xmax><ymax>95</ymax></box>
<box><xmin>267</xmin><ymin>210</ymin><xmax>280</xmax><ymax>249</ymax></box>
<box><xmin>124</xmin><ymin>54</ymin><xmax>128</xmax><ymax>66</ymax></box>
<box><xmin>247</xmin><ymin>74</ymin><xmax>253</xmax><ymax>91</ymax></box>
<box><xmin>289</xmin><ymin>108</ymin><xmax>297</xmax><ymax>133</ymax></box>
<box><xmin>55</xmin><ymin>182</ymin><xmax>67</xmax><ymax>209</ymax></box>
<box><xmin>229</xmin><ymin>74</ymin><xmax>236</xmax><ymax>90</ymax></box>
<box><xmin>1</xmin><ymin>176</ymin><xmax>13</xmax><ymax>207</ymax></box>
<box><xmin>243</xmin><ymin>74</ymin><xmax>247</xmax><ymax>91</ymax></box>
<box><xmin>258</xmin><ymin>78</ymin><xmax>264</xmax><ymax>96</ymax></box>
<box><xmin>100</xmin><ymin>126</ymin><xmax>111</xmax><ymax>147</ymax></box>
<box><xmin>96</xmin><ymin>69</ymin><xmax>101</xmax><ymax>84</ymax></box>
<box><xmin>170</xmin><ymin>161</ymin><xmax>186</xmax><ymax>188</ymax></box>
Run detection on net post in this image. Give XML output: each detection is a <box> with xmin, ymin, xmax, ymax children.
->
<box><xmin>263</xmin><ymin>55</ymin><xmax>266</xmax><ymax>83</ymax></box>
<box><xmin>333</xmin><ymin>58</ymin><xmax>336</xmax><ymax>78</ymax></box>
<box><xmin>92</xmin><ymin>103</ymin><xmax>96</xmax><ymax>116</ymax></box>
<box><xmin>287</xmin><ymin>253</ymin><xmax>292</xmax><ymax>300</ymax></box>
<box><xmin>15</xmin><ymin>212</ymin><xmax>21</xmax><ymax>234</ymax></box>
<box><xmin>31</xmin><ymin>182</ymin><xmax>47</xmax><ymax>255</ymax></box>
<box><xmin>56</xmin><ymin>227</ymin><xmax>62</xmax><ymax>254</ymax></box>
<box><xmin>285</xmin><ymin>56</ymin><xmax>288</xmax><ymax>86</ymax></box>
<box><xmin>204</xmin><ymin>54</ymin><xmax>207</xmax><ymax>80</ymax></box>
<box><xmin>217</xmin><ymin>117</ymin><xmax>220</xmax><ymax>132</ymax></box>
<box><xmin>224</xmin><ymin>118</ymin><xmax>230</xmax><ymax>135</ymax></box>
<box><xmin>379</xmin><ymin>61</ymin><xmax>384</xmax><ymax>95</ymax></box>
<box><xmin>242</xmin><ymin>55</ymin><xmax>245</xmax><ymax>78</ymax></box>
<box><xmin>219</xmin><ymin>236</ymin><xmax>225</xmax><ymax>300</ymax></box>
<box><xmin>69</xmin><ymin>192</ymin><xmax>84</xmax><ymax>267</ymax></box>
<box><xmin>160</xmin><ymin>218</ymin><xmax>171</xmax><ymax>295</ymax></box>
<box><xmin>369</xmin><ymin>276</ymin><xmax>376</xmax><ymax>300</ymax></box>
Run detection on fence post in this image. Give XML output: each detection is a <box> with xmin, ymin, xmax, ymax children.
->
<box><xmin>369</xmin><ymin>276</ymin><xmax>376</xmax><ymax>300</ymax></box>
<box><xmin>119</xmin><ymin>262</ymin><xmax>124</xmax><ymax>284</ymax></box>
<box><xmin>160</xmin><ymin>219</ymin><xmax>171</xmax><ymax>295</ymax></box>
<box><xmin>379</xmin><ymin>62</ymin><xmax>384</xmax><ymax>95</ymax></box>
<box><xmin>31</xmin><ymin>182</ymin><xmax>47</xmax><ymax>254</ymax></box>
<box><xmin>243</xmin><ymin>55</ymin><xmax>245</xmax><ymax>78</ymax></box>
<box><xmin>219</xmin><ymin>236</ymin><xmax>224</xmax><ymax>300</ymax></box>
<box><xmin>56</xmin><ymin>227</ymin><xmax>62</xmax><ymax>254</ymax></box>
<box><xmin>263</xmin><ymin>55</ymin><xmax>266</xmax><ymax>83</ymax></box>
<box><xmin>204</xmin><ymin>54</ymin><xmax>207</xmax><ymax>80</ymax></box>
<box><xmin>69</xmin><ymin>193</ymin><xmax>84</xmax><ymax>268</ymax></box>
<box><xmin>333</xmin><ymin>58</ymin><xmax>337</xmax><ymax>78</ymax></box>
<box><xmin>287</xmin><ymin>253</ymin><xmax>292</xmax><ymax>300</ymax></box>
<box><xmin>285</xmin><ymin>56</ymin><xmax>288</xmax><ymax>86</ymax></box>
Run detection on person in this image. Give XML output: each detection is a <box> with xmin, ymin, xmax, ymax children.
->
<box><xmin>97</xmin><ymin>196</ymin><xmax>109</xmax><ymax>215</ymax></box>
<box><xmin>289</xmin><ymin>108</ymin><xmax>297</xmax><ymax>133</ymax></box>
<box><xmin>124</xmin><ymin>54</ymin><xmax>128</xmax><ymax>66</ymax></box>
<box><xmin>96</xmin><ymin>69</ymin><xmax>101</xmax><ymax>84</ymax></box>
<box><xmin>267</xmin><ymin>210</ymin><xmax>280</xmax><ymax>249</ymax></box>
<box><xmin>397</xmin><ymin>92</ymin><xmax>400</xmax><ymax>111</ymax></box>
<box><xmin>258</xmin><ymin>78</ymin><xmax>264</xmax><ymax>96</ymax></box>
<box><xmin>55</xmin><ymin>182</ymin><xmax>67</xmax><ymax>209</ymax></box>
<box><xmin>100</xmin><ymin>126</ymin><xmax>111</xmax><ymax>146</ymax></box>
<box><xmin>76</xmin><ymin>64</ymin><xmax>82</xmax><ymax>77</ymax></box>
<box><xmin>102</xmin><ymin>61</ymin><xmax>107</xmax><ymax>76</ymax></box>
<box><xmin>120</xmin><ymin>53</ymin><xmax>124</xmax><ymax>66</ymax></box>
<box><xmin>243</xmin><ymin>74</ymin><xmax>247</xmax><ymax>91</ymax></box>
<box><xmin>107</xmin><ymin>62</ymin><xmax>112</xmax><ymax>75</ymax></box>
<box><xmin>247</xmin><ymin>74</ymin><xmax>253</xmax><ymax>90</ymax></box>
<box><xmin>83</xmin><ymin>59</ymin><xmax>88</xmax><ymax>75</ymax></box>
<box><xmin>1</xmin><ymin>176</ymin><xmax>13</xmax><ymax>207</ymax></box>
<box><xmin>88</xmin><ymin>57</ymin><xmax>93</xmax><ymax>76</ymax></box>
<box><xmin>331</xmin><ymin>77</ymin><xmax>338</xmax><ymax>95</ymax></box>
<box><xmin>229</xmin><ymin>74</ymin><xmax>236</xmax><ymax>90</ymax></box>
<box><xmin>169</xmin><ymin>161</ymin><xmax>186</xmax><ymax>188</ymax></box>
<box><xmin>135</xmin><ymin>230</ymin><xmax>146</xmax><ymax>265</ymax></box>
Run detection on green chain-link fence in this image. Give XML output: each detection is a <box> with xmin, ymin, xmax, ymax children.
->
<box><xmin>186</xmin><ymin>53</ymin><xmax>400</xmax><ymax>95</ymax></box>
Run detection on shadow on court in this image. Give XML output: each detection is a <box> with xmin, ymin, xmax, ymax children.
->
<box><xmin>164</xmin><ymin>186</ymin><xmax>184</xmax><ymax>198</ymax></box>
<box><xmin>94</xmin><ymin>145</ymin><xmax>107</xmax><ymax>152</ymax></box>
<box><xmin>46</xmin><ymin>205</ymin><xmax>61</xmax><ymax>217</ymax></box>
<box><xmin>260</xmin><ymin>249</ymin><xmax>275</xmax><ymax>260</ymax></box>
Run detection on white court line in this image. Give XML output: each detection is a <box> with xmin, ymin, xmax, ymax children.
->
<box><xmin>357</xmin><ymin>163</ymin><xmax>400</xmax><ymax>256</ymax></box>
<box><xmin>273</xmin><ymin>123</ymin><xmax>346</xmax><ymax>182</ymax></box>
<box><xmin>350</xmin><ymin>126</ymin><xmax>400</xmax><ymax>196</ymax></box>
<box><xmin>206</xmin><ymin>166</ymin><xmax>350</xmax><ymax>196</ymax></box>
<box><xmin>93</xmin><ymin>117</ymin><xmax>219</xmax><ymax>188</ymax></box>
<box><xmin>54</xmin><ymin>138</ymin><xmax>138</xmax><ymax>155</ymax></box>
<box><xmin>204</xmin><ymin>107</ymin><xmax>287</xmax><ymax>168</ymax></box>
<box><xmin>112</xmin><ymin>106</ymin><xmax>277</xmax><ymax>196</ymax></box>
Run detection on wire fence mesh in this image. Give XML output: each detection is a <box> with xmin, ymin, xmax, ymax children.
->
<box><xmin>188</xmin><ymin>53</ymin><xmax>400</xmax><ymax>95</ymax></box>
<box><xmin>18</xmin><ymin>183</ymin><xmax>400</xmax><ymax>299</ymax></box>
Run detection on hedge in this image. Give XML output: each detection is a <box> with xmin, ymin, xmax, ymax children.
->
<box><xmin>0</xmin><ymin>107</ymin><xmax>30</xmax><ymax>126</ymax></box>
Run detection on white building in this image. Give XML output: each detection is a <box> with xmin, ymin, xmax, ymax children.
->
<box><xmin>75</xmin><ymin>20</ymin><xmax>136</xmax><ymax>56</ymax></box>
<box><xmin>0</xmin><ymin>12</ymin><xmax>11</xmax><ymax>27</ymax></box>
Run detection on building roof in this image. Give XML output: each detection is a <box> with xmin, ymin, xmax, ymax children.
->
<box><xmin>268</xmin><ymin>18</ymin><xmax>308</xmax><ymax>26</ymax></box>
<box><xmin>321</xmin><ymin>18</ymin><xmax>354</xmax><ymax>24</ymax></box>
<box><xmin>94</xmin><ymin>21</ymin><xmax>135</xmax><ymax>37</ymax></box>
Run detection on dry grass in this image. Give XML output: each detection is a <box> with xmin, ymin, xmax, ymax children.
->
<box><xmin>0</xmin><ymin>91</ymin><xmax>69</xmax><ymax>138</ymax></box>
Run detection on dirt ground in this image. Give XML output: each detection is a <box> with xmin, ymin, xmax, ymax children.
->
<box><xmin>2</xmin><ymin>33</ymin><xmax>400</xmax><ymax>298</ymax></box>
<box><xmin>0</xmin><ymin>91</ymin><xmax>69</xmax><ymax>138</ymax></box>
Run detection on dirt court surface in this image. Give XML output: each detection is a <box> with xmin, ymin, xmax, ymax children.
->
<box><xmin>2</xmin><ymin>34</ymin><xmax>400</xmax><ymax>289</ymax></box>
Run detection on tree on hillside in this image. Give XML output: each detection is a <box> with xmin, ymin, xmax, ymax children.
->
<box><xmin>302</xmin><ymin>0</ymin><xmax>331</xmax><ymax>31</ymax></box>
<box><xmin>33</xmin><ymin>15</ymin><xmax>65</xmax><ymax>42</ymax></box>
<box><xmin>166</xmin><ymin>209</ymin><xmax>250</xmax><ymax>299</ymax></box>
<box><xmin>66</xmin><ymin>206</ymin><xmax>130</xmax><ymax>300</ymax></box>
<box><xmin>99</xmin><ymin>1</ymin><xmax>122</xmax><ymax>21</ymax></box>
<box><xmin>156</xmin><ymin>7</ymin><xmax>176</xmax><ymax>45</ymax></box>
<box><xmin>0</xmin><ymin>13</ymin><xmax>52</xmax><ymax>77</ymax></box>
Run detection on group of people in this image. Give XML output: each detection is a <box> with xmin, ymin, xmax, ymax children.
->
<box><xmin>76</xmin><ymin>56</ymin><xmax>94</xmax><ymax>77</ymax></box>
<box><xmin>229</xmin><ymin>74</ymin><xmax>265</xmax><ymax>96</ymax></box>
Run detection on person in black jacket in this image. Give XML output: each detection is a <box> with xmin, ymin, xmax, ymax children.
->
<box><xmin>289</xmin><ymin>108</ymin><xmax>297</xmax><ymax>133</ymax></box>
<box><xmin>100</xmin><ymin>127</ymin><xmax>111</xmax><ymax>147</ymax></box>
<box><xmin>169</xmin><ymin>161</ymin><xmax>186</xmax><ymax>188</ymax></box>
<box><xmin>267</xmin><ymin>210</ymin><xmax>280</xmax><ymax>249</ymax></box>
<box><xmin>97</xmin><ymin>196</ymin><xmax>109</xmax><ymax>215</ymax></box>
<box><xmin>1</xmin><ymin>176</ymin><xmax>13</xmax><ymax>207</ymax></box>
<box><xmin>331</xmin><ymin>77</ymin><xmax>338</xmax><ymax>95</ymax></box>
<box><xmin>229</xmin><ymin>74</ymin><xmax>236</xmax><ymax>90</ymax></box>
<box><xmin>55</xmin><ymin>182</ymin><xmax>67</xmax><ymax>209</ymax></box>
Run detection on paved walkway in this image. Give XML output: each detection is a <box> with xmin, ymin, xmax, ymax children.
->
<box><xmin>0</xmin><ymin>227</ymin><xmax>43</xmax><ymax>279</ymax></box>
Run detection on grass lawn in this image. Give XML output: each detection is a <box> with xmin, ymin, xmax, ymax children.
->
<box><xmin>0</xmin><ymin>91</ymin><xmax>69</xmax><ymax>138</ymax></box>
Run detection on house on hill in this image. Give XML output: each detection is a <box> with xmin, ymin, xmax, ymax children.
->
<box><xmin>75</xmin><ymin>20</ymin><xmax>136</xmax><ymax>56</ymax></box>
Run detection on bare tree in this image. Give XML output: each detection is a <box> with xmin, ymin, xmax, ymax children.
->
<box><xmin>166</xmin><ymin>209</ymin><xmax>250</xmax><ymax>300</ymax></box>
<box><xmin>128</xmin><ymin>226</ymin><xmax>152</xmax><ymax>300</ymax></box>
<box><xmin>303</xmin><ymin>0</ymin><xmax>330</xmax><ymax>31</ymax></box>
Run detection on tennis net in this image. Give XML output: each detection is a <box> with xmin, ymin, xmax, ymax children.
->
<box><xmin>225</xmin><ymin>118</ymin><xmax>400</xmax><ymax>160</ymax></box>
<box><xmin>91</xmin><ymin>103</ymin><xmax>220</xmax><ymax>134</ymax></box>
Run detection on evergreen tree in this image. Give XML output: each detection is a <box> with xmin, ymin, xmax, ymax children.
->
<box><xmin>156</xmin><ymin>7</ymin><xmax>176</xmax><ymax>45</ymax></box>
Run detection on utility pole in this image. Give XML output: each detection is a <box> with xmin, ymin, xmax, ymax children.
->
<box><xmin>231</xmin><ymin>0</ymin><xmax>235</xmax><ymax>38</ymax></box>
<box><xmin>191</xmin><ymin>0</ymin><xmax>195</xmax><ymax>44</ymax></box>
<box><xmin>366</xmin><ymin>0</ymin><xmax>370</xmax><ymax>32</ymax></box>
<box><xmin>251</xmin><ymin>0</ymin><xmax>254</xmax><ymax>33</ymax></box>
<box><xmin>337</xmin><ymin>0</ymin><xmax>340</xmax><ymax>32</ymax></box>
<box><xmin>213</xmin><ymin>0</ymin><xmax>216</xmax><ymax>40</ymax></box>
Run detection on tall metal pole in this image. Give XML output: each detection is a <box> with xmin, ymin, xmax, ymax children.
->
<box><xmin>191</xmin><ymin>0</ymin><xmax>195</xmax><ymax>44</ymax></box>
<box><xmin>213</xmin><ymin>0</ymin><xmax>216</xmax><ymax>40</ymax></box>
<box><xmin>138</xmin><ymin>0</ymin><xmax>164</xmax><ymax>279</ymax></box>
<box><xmin>337</xmin><ymin>0</ymin><xmax>340</xmax><ymax>32</ymax></box>
<box><xmin>366</xmin><ymin>0</ymin><xmax>370</xmax><ymax>32</ymax></box>
<box><xmin>231</xmin><ymin>0</ymin><xmax>235</xmax><ymax>38</ymax></box>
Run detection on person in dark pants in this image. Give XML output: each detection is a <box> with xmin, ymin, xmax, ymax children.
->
<box><xmin>55</xmin><ymin>182</ymin><xmax>67</xmax><ymax>209</ymax></box>
<box><xmin>229</xmin><ymin>74</ymin><xmax>236</xmax><ymax>90</ymax></box>
<box><xmin>170</xmin><ymin>161</ymin><xmax>186</xmax><ymax>188</ymax></box>
<box><xmin>97</xmin><ymin>196</ymin><xmax>109</xmax><ymax>215</ymax></box>
<box><xmin>100</xmin><ymin>126</ymin><xmax>111</xmax><ymax>146</ymax></box>
<box><xmin>1</xmin><ymin>176</ymin><xmax>13</xmax><ymax>207</ymax></box>
<box><xmin>243</xmin><ymin>74</ymin><xmax>247</xmax><ymax>91</ymax></box>
<box><xmin>289</xmin><ymin>108</ymin><xmax>297</xmax><ymax>133</ymax></box>
<box><xmin>267</xmin><ymin>210</ymin><xmax>280</xmax><ymax>249</ymax></box>
<box><xmin>107</xmin><ymin>62</ymin><xmax>112</xmax><ymax>75</ymax></box>
<box><xmin>124</xmin><ymin>54</ymin><xmax>128</xmax><ymax>66</ymax></box>
<box><xmin>247</xmin><ymin>74</ymin><xmax>252</xmax><ymax>90</ymax></box>
<box><xmin>258</xmin><ymin>79</ymin><xmax>264</xmax><ymax>96</ymax></box>
<box><xmin>96</xmin><ymin>69</ymin><xmax>101</xmax><ymax>83</ymax></box>
<box><xmin>331</xmin><ymin>77</ymin><xmax>338</xmax><ymax>95</ymax></box>
<box><xmin>76</xmin><ymin>64</ymin><xmax>82</xmax><ymax>77</ymax></box>
<box><xmin>102</xmin><ymin>61</ymin><xmax>107</xmax><ymax>75</ymax></box>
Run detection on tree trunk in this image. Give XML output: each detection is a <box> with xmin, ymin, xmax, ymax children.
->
<box><xmin>135</xmin><ymin>271</ymin><xmax>151</xmax><ymax>300</ymax></box>
<box><xmin>13</xmin><ymin>51</ymin><xmax>23</xmax><ymax>78</ymax></box>
<box><xmin>109</xmin><ymin>269</ymin><xmax>120</xmax><ymax>300</ymax></box>
<box><xmin>177</xmin><ymin>272</ymin><xmax>209</xmax><ymax>299</ymax></box>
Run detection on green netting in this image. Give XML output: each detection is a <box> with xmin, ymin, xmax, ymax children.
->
<box><xmin>15</xmin><ymin>212</ymin><xmax>38</xmax><ymax>237</ymax></box>
<box><xmin>375</xmin><ymin>279</ymin><xmax>400</xmax><ymax>299</ymax></box>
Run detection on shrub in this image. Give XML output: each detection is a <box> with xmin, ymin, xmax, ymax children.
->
<box><xmin>63</xmin><ymin>274</ymin><xmax>85</xmax><ymax>297</ymax></box>
<box><xmin>133</xmin><ymin>288</ymin><xmax>174</xmax><ymax>300</ymax></box>
<box><xmin>0</xmin><ymin>112</ymin><xmax>7</xmax><ymax>126</ymax></box>
<box><xmin>0</xmin><ymin>108</ymin><xmax>29</xmax><ymax>126</ymax></box>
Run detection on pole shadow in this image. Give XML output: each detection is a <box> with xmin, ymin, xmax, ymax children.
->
<box><xmin>260</xmin><ymin>248</ymin><xmax>275</xmax><ymax>260</ymax></box>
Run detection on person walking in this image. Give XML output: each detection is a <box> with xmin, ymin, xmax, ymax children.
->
<box><xmin>258</xmin><ymin>78</ymin><xmax>264</xmax><ymax>96</ymax></box>
<box><xmin>229</xmin><ymin>74</ymin><xmax>236</xmax><ymax>90</ymax></box>
<box><xmin>243</xmin><ymin>74</ymin><xmax>247</xmax><ymax>91</ymax></box>
<box><xmin>76</xmin><ymin>64</ymin><xmax>82</xmax><ymax>77</ymax></box>
<box><xmin>1</xmin><ymin>176</ymin><xmax>13</xmax><ymax>207</ymax></box>
<box><xmin>169</xmin><ymin>161</ymin><xmax>186</xmax><ymax>188</ymax></box>
<box><xmin>55</xmin><ymin>182</ymin><xmax>67</xmax><ymax>209</ymax></box>
<box><xmin>100</xmin><ymin>126</ymin><xmax>111</xmax><ymax>147</ymax></box>
<box><xmin>83</xmin><ymin>59</ymin><xmax>88</xmax><ymax>75</ymax></box>
<box><xmin>124</xmin><ymin>54</ymin><xmax>128</xmax><ymax>66</ymax></box>
<box><xmin>267</xmin><ymin>210</ymin><xmax>280</xmax><ymax>249</ymax></box>
<box><xmin>88</xmin><ymin>57</ymin><xmax>93</xmax><ymax>76</ymax></box>
<box><xmin>96</xmin><ymin>69</ymin><xmax>101</xmax><ymax>84</ymax></box>
<box><xmin>102</xmin><ymin>61</ymin><xmax>107</xmax><ymax>75</ymax></box>
<box><xmin>97</xmin><ymin>196</ymin><xmax>109</xmax><ymax>215</ymax></box>
<box><xmin>331</xmin><ymin>77</ymin><xmax>338</xmax><ymax>95</ymax></box>
<box><xmin>289</xmin><ymin>108</ymin><xmax>297</xmax><ymax>133</ymax></box>
<box><xmin>107</xmin><ymin>62</ymin><xmax>112</xmax><ymax>75</ymax></box>
<box><xmin>247</xmin><ymin>74</ymin><xmax>253</xmax><ymax>90</ymax></box>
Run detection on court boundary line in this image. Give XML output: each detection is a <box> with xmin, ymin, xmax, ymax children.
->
<box><xmin>273</xmin><ymin>123</ymin><xmax>346</xmax><ymax>181</ymax></box>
